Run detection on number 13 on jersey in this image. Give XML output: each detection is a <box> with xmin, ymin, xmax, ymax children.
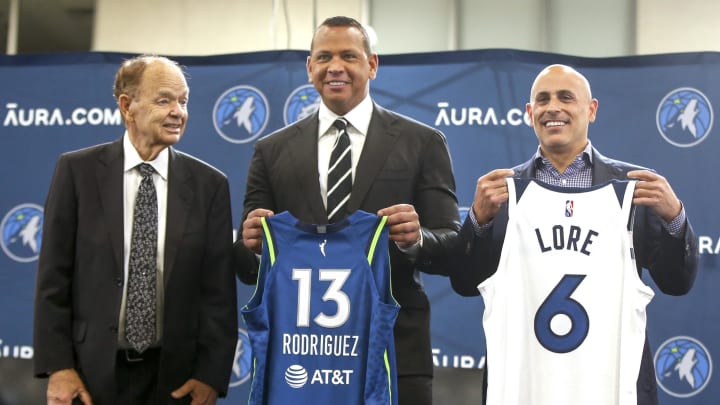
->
<box><xmin>293</xmin><ymin>268</ymin><xmax>352</xmax><ymax>329</ymax></box>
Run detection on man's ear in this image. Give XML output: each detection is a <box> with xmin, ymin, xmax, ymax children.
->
<box><xmin>119</xmin><ymin>94</ymin><xmax>132</xmax><ymax>121</ymax></box>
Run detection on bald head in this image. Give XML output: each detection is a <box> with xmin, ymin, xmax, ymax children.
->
<box><xmin>530</xmin><ymin>64</ymin><xmax>593</xmax><ymax>103</ymax></box>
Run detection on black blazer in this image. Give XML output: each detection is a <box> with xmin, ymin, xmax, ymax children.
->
<box><xmin>449</xmin><ymin>147</ymin><xmax>699</xmax><ymax>405</ymax></box>
<box><xmin>235</xmin><ymin>103</ymin><xmax>461</xmax><ymax>377</ymax></box>
<box><xmin>33</xmin><ymin>138</ymin><xmax>238</xmax><ymax>404</ymax></box>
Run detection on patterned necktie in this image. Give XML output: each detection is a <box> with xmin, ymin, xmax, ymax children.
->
<box><xmin>327</xmin><ymin>118</ymin><xmax>352</xmax><ymax>223</ymax></box>
<box><xmin>125</xmin><ymin>163</ymin><xmax>158</xmax><ymax>353</ymax></box>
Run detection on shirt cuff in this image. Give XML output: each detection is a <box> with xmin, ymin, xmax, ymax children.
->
<box><xmin>664</xmin><ymin>204</ymin><xmax>687</xmax><ymax>238</ymax></box>
<box><xmin>469</xmin><ymin>208</ymin><xmax>493</xmax><ymax>237</ymax></box>
<box><xmin>396</xmin><ymin>230</ymin><xmax>423</xmax><ymax>256</ymax></box>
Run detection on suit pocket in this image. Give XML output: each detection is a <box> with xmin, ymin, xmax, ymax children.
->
<box><xmin>72</xmin><ymin>320</ymin><xmax>87</xmax><ymax>343</ymax></box>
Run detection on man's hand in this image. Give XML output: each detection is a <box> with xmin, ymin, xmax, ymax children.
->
<box><xmin>377</xmin><ymin>204</ymin><xmax>421</xmax><ymax>249</ymax></box>
<box><xmin>47</xmin><ymin>368</ymin><xmax>93</xmax><ymax>405</ymax></box>
<box><xmin>241</xmin><ymin>208</ymin><xmax>274</xmax><ymax>254</ymax></box>
<box><xmin>171</xmin><ymin>378</ymin><xmax>218</xmax><ymax>405</ymax></box>
<box><xmin>471</xmin><ymin>169</ymin><xmax>514</xmax><ymax>225</ymax></box>
<box><xmin>628</xmin><ymin>170</ymin><xmax>682</xmax><ymax>223</ymax></box>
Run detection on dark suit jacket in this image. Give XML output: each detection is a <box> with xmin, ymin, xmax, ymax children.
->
<box><xmin>33</xmin><ymin>138</ymin><xmax>238</xmax><ymax>404</ymax></box>
<box><xmin>449</xmin><ymin>147</ymin><xmax>699</xmax><ymax>405</ymax></box>
<box><xmin>235</xmin><ymin>103</ymin><xmax>461</xmax><ymax>377</ymax></box>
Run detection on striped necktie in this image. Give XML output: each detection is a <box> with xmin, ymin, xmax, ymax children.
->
<box><xmin>327</xmin><ymin>118</ymin><xmax>352</xmax><ymax>223</ymax></box>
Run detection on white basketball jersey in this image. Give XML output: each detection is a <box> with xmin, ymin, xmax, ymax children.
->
<box><xmin>480</xmin><ymin>178</ymin><xmax>654</xmax><ymax>405</ymax></box>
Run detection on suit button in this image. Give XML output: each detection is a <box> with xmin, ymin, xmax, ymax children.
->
<box><xmin>110</xmin><ymin>326</ymin><xmax>118</xmax><ymax>333</ymax></box>
<box><xmin>116</xmin><ymin>277</ymin><xmax>123</xmax><ymax>287</ymax></box>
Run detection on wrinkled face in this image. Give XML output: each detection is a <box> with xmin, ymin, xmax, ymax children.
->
<box><xmin>307</xmin><ymin>25</ymin><xmax>378</xmax><ymax>116</ymax></box>
<box><xmin>526</xmin><ymin>65</ymin><xmax>597</xmax><ymax>155</ymax></box>
<box><xmin>122</xmin><ymin>61</ymin><xmax>189</xmax><ymax>148</ymax></box>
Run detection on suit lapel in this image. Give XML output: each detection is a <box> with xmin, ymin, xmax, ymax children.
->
<box><xmin>164</xmin><ymin>147</ymin><xmax>193</xmax><ymax>285</ymax></box>
<box><xmin>349</xmin><ymin>104</ymin><xmax>399</xmax><ymax>212</ymax></box>
<box><xmin>591</xmin><ymin>147</ymin><xmax>624</xmax><ymax>184</ymax></box>
<box><xmin>286</xmin><ymin>115</ymin><xmax>327</xmax><ymax>223</ymax></box>
<box><xmin>97</xmin><ymin>139</ymin><xmax>125</xmax><ymax>279</ymax></box>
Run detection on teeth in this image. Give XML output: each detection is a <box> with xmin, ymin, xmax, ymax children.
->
<box><xmin>329</xmin><ymin>81</ymin><xmax>345</xmax><ymax>85</ymax></box>
<box><xmin>545</xmin><ymin>121</ymin><xmax>565</xmax><ymax>127</ymax></box>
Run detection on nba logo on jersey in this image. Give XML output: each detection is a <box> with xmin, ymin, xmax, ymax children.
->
<box><xmin>565</xmin><ymin>200</ymin><xmax>574</xmax><ymax>217</ymax></box>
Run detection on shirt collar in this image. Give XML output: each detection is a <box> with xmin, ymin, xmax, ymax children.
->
<box><xmin>318</xmin><ymin>94</ymin><xmax>373</xmax><ymax>138</ymax></box>
<box><xmin>123</xmin><ymin>132</ymin><xmax>169</xmax><ymax>180</ymax></box>
<box><xmin>533</xmin><ymin>140</ymin><xmax>594</xmax><ymax>169</ymax></box>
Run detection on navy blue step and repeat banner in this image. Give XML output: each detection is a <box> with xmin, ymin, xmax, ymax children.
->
<box><xmin>0</xmin><ymin>49</ymin><xmax>717</xmax><ymax>403</ymax></box>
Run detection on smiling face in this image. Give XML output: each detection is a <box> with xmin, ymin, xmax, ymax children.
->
<box><xmin>526</xmin><ymin>65</ymin><xmax>598</xmax><ymax>158</ymax></box>
<box><xmin>120</xmin><ymin>59</ymin><xmax>189</xmax><ymax>159</ymax></box>
<box><xmin>306</xmin><ymin>24</ymin><xmax>378</xmax><ymax>116</ymax></box>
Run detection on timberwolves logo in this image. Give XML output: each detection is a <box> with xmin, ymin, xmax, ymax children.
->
<box><xmin>1</xmin><ymin>203</ymin><xmax>43</xmax><ymax>263</ymax></box>
<box><xmin>229</xmin><ymin>328</ymin><xmax>253</xmax><ymax>387</ymax></box>
<box><xmin>655</xmin><ymin>335</ymin><xmax>712</xmax><ymax>398</ymax></box>
<box><xmin>213</xmin><ymin>85</ymin><xmax>270</xmax><ymax>144</ymax></box>
<box><xmin>284</xmin><ymin>84</ymin><xmax>320</xmax><ymax>125</ymax></box>
<box><xmin>285</xmin><ymin>364</ymin><xmax>309</xmax><ymax>388</ymax></box>
<box><xmin>656</xmin><ymin>87</ymin><xmax>713</xmax><ymax>147</ymax></box>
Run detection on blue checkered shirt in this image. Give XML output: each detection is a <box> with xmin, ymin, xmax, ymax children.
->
<box><xmin>470</xmin><ymin>143</ymin><xmax>686</xmax><ymax>236</ymax></box>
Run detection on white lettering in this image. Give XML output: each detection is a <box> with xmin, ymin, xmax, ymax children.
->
<box><xmin>506</xmin><ymin>108</ymin><xmax>525</xmax><ymax>126</ymax></box>
<box><xmin>432</xmin><ymin>348</ymin><xmax>484</xmax><ymax>369</ymax></box>
<box><xmin>3</xmin><ymin>103</ymin><xmax>18</xmax><ymax>126</ymax></box>
<box><xmin>450</xmin><ymin>107</ymin><xmax>466</xmax><ymax>126</ymax></box>
<box><xmin>86</xmin><ymin>108</ymin><xmax>104</xmax><ymax>125</ymax></box>
<box><xmin>49</xmin><ymin>108</ymin><xmax>64</xmax><ymax>125</ymax></box>
<box><xmin>434</xmin><ymin>102</ymin><xmax>528</xmax><ymax>127</ymax></box>
<box><xmin>698</xmin><ymin>236</ymin><xmax>720</xmax><ymax>255</ymax></box>
<box><xmin>435</xmin><ymin>102</ymin><xmax>450</xmax><ymax>126</ymax></box>
<box><xmin>35</xmin><ymin>109</ymin><xmax>49</xmax><ymax>126</ymax></box>
<box><xmin>282</xmin><ymin>333</ymin><xmax>359</xmax><ymax>357</ymax></box>
<box><xmin>483</xmin><ymin>108</ymin><xmax>498</xmax><ymax>125</ymax></box>
<box><xmin>310</xmin><ymin>369</ymin><xmax>353</xmax><ymax>385</ymax></box>
<box><xmin>467</xmin><ymin>107</ymin><xmax>482</xmax><ymax>125</ymax></box>
<box><xmin>72</xmin><ymin>108</ymin><xmax>87</xmax><ymax>125</ymax></box>
<box><xmin>2</xmin><ymin>103</ymin><xmax>121</xmax><ymax>127</ymax></box>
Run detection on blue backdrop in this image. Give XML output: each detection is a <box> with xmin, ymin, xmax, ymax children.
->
<box><xmin>0</xmin><ymin>49</ymin><xmax>716</xmax><ymax>403</ymax></box>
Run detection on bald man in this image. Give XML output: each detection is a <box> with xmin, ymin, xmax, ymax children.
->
<box><xmin>449</xmin><ymin>64</ymin><xmax>698</xmax><ymax>405</ymax></box>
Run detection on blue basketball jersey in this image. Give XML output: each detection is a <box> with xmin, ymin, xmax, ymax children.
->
<box><xmin>243</xmin><ymin>210</ymin><xmax>399</xmax><ymax>405</ymax></box>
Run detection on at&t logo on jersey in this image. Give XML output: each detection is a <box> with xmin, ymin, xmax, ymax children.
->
<box><xmin>284</xmin><ymin>364</ymin><xmax>353</xmax><ymax>388</ymax></box>
<box><xmin>284</xmin><ymin>84</ymin><xmax>320</xmax><ymax>125</ymax></box>
<box><xmin>212</xmin><ymin>85</ymin><xmax>269</xmax><ymax>144</ymax></box>
<box><xmin>285</xmin><ymin>364</ymin><xmax>308</xmax><ymax>388</ymax></box>
<box><xmin>1</xmin><ymin>203</ymin><xmax>43</xmax><ymax>263</ymax></box>
<box><xmin>655</xmin><ymin>335</ymin><xmax>712</xmax><ymax>398</ymax></box>
<box><xmin>656</xmin><ymin>87</ymin><xmax>713</xmax><ymax>147</ymax></box>
<box><xmin>229</xmin><ymin>328</ymin><xmax>253</xmax><ymax>387</ymax></box>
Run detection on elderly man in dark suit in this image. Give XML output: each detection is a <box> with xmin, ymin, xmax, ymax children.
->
<box><xmin>33</xmin><ymin>55</ymin><xmax>238</xmax><ymax>405</ymax></box>
<box><xmin>234</xmin><ymin>16</ymin><xmax>460</xmax><ymax>405</ymax></box>
<box><xmin>449</xmin><ymin>64</ymin><xmax>698</xmax><ymax>404</ymax></box>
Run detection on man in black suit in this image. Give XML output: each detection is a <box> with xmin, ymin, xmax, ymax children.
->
<box><xmin>449</xmin><ymin>64</ymin><xmax>698</xmax><ymax>404</ymax></box>
<box><xmin>234</xmin><ymin>16</ymin><xmax>460</xmax><ymax>405</ymax></box>
<box><xmin>33</xmin><ymin>55</ymin><xmax>238</xmax><ymax>404</ymax></box>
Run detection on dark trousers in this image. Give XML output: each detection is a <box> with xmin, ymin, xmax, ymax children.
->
<box><xmin>115</xmin><ymin>347</ymin><xmax>161</xmax><ymax>405</ymax></box>
<box><xmin>398</xmin><ymin>375</ymin><xmax>432</xmax><ymax>405</ymax></box>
